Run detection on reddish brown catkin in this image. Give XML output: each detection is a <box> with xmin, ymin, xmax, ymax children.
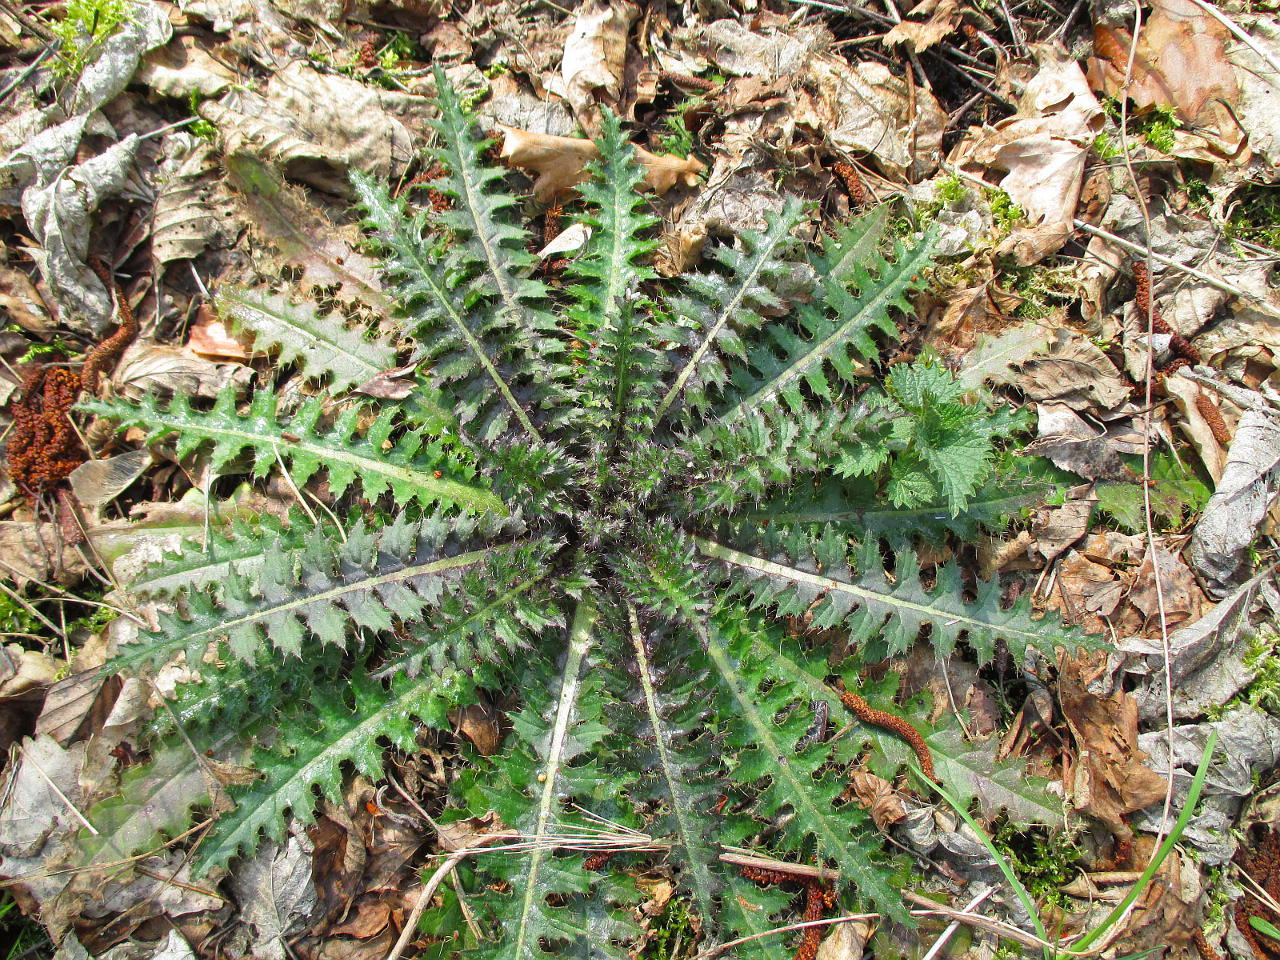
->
<box><xmin>838</xmin><ymin>689</ymin><xmax>936</xmax><ymax>783</ymax></box>
<box><xmin>1133</xmin><ymin>261</ymin><xmax>1200</xmax><ymax>365</ymax></box>
<box><xmin>738</xmin><ymin>864</ymin><xmax>793</xmax><ymax>887</ymax></box>
<box><xmin>658</xmin><ymin>69</ymin><xmax>717</xmax><ymax>92</ymax></box>
<box><xmin>1192</xmin><ymin>927</ymin><xmax>1223</xmax><ymax>960</ymax></box>
<box><xmin>831</xmin><ymin>161</ymin><xmax>870</xmax><ymax>207</ymax></box>
<box><xmin>1195</xmin><ymin>393</ymin><xmax>1231</xmax><ymax>446</ymax></box>
<box><xmin>85</xmin><ymin>257</ymin><xmax>139</xmax><ymax>395</ymax></box>
<box><xmin>738</xmin><ymin>866</ymin><xmax>835</xmax><ymax>960</ymax></box>
<box><xmin>793</xmin><ymin>881</ymin><xmax>829</xmax><ymax>960</ymax></box>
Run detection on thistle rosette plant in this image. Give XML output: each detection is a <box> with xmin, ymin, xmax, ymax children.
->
<box><xmin>83</xmin><ymin>71</ymin><xmax>1091</xmax><ymax>958</ymax></box>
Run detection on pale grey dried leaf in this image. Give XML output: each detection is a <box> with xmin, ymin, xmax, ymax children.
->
<box><xmin>699</xmin><ymin>18</ymin><xmax>828</xmax><ymax>80</ymax></box>
<box><xmin>69</xmin><ymin>450</ymin><xmax>152</xmax><ymax>509</ymax></box>
<box><xmin>64</xmin><ymin>0</ymin><xmax>172</xmax><ymax>116</ymax></box>
<box><xmin>217</xmin><ymin>286</ymin><xmax>396</xmax><ymax>392</ymax></box>
<box><xmin>0</xmin><ymin>521</ymin><xmax>89</xmax><ymax>587</ymax></box>
<box><xmin>1189</xmin><ymin>408</ymin><xmax>1280</xmax><ymax>592</ymax></box>
<box><xmin>223</xmin><ymin>152</ymin><xmax>390</xmax><ymax>313</ymax></box>
<box><xmin>1136</xmin><ymin>704</ymin><xmax>1280</xmax><ymax>862</ymax></box>
<box><xmin>561</xmin><ymin>0</ymin><xmax>638</xmax><ymax>130</ymax></box>
<box><xmin>1019</xmin><ymin>332</ymin><xmax>1132</xmax><ymax>410</ymax></box>
<box><xmin>136</xmin><ymin>35</ymin><xmax>236</xmax><ymax>99</ymax></box>
<box><xmin>1024</xmin><ymin>402</ymin><xmax>1133</xmax><ymax>480</ymax></box>
<box><xmin>955</xmin><ymin>322</ymin><xmax>1053</xmax><ymax>392</ymax></box>
<box><xmin>2</xmin><ymin>113</ymin><xmax>88</xmax><ymax>187</ymax></box>
<box><xmin>204</xmin><ymin>60</ymin><xmax>426</xmax><ymax>192</ymax></box>
<box><xmin>229</xmin><ymin>835</ymin><xmax>317</xmax><ymax>960</ymax></box>
<box><xmin>152</xmin><ymin>134</ymin><xmax>238</xmax><ymax>264</ymax></box>
<box><xmin>1121</xmin><ymin>567</ymin><xmax>1271</xmax><ymax>722</ymax></box>
<box><xmin>21</xmin><ymin>136</ymin><xmax>139</xmax><ymax>334</ymax></box>
<box><xmin>0</xmin><ymin>736</ymin><xmax>86</xmax><ymax>908</ymax></box>
<box><xmin>112</xmin><ymin>342</ymin><xmax>253</xmax><ymax>401</ymax></box>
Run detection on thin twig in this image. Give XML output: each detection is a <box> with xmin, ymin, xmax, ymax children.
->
<box><xmin>383</xmin><ymin>831</ymin><xmax>519</xmax><ymax>960</ymax></box>
<box><xmin>920</xmin><ymin>887</ymin><xmax>995</xmax><ymax>960</ymax></box>
<box><xmin>1072</xmin><ymin>220</ymin><xmax>1280</xmax><ymax>316</ymax></box>
<box><xmin>18</xmin><ymin>742</ymin><xmax>97</xmax><ymax>834</ymax></box>
<box><xmin>718</xmin><ymin>851</ymin><xmax>838</xmax><ymax>881</ymax></box>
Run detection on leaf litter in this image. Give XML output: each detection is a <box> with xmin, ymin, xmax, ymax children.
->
<box><xmin>1</xmin><ymin>0</ymin><xmax>1280</xmax><ymax>957</ymax></box>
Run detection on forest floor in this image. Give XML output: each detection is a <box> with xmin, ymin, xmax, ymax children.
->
<box><xmin>2</xmin><ymin>0</ymin><xmax>1280</xmax><ymax>958</ymax></box>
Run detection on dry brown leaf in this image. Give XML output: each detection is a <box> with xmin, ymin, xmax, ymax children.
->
<box><xmin>1122</xmin><ymin>541</ymin><xmax>1212</xmax><ymax>634</ymax></box>
<box><xmin>950</xmin><ymin>47</ymin><xmax>1103</xmax><ymax>265</ymax></box>
<box><xmin>1059</xmin><ymin>652</ymin><xmax>1168</xmax><ymax>844</ymax></box>
<box><xmin>1088</xmin><ymin>0</ymin><xmax>1242</xmax><ymax>155</ymax></box>
<box><xmin>848</xmin><ymin>770</ymin><xmax>907</xmax><ymax>829</ymax></box>
<box><xmin>224</xmin><ymin>152</ymin><xmax>390</xmax><ymax>315</ymax></box>
<box><xmin>1030</xmin><ymin>497</ymin><xmax>1095</xmax><ymax>565</ymax></box>
<box><xmin>498</xmin><ymin>126</ymin><xmax>704</xmax><ymax>202</ymax></box>
<box><xmin>1162</xmin><ymin>372</ymin><xmax>1229</xmax><ymax>482</ymax></box>
<box><xmin>187</xmin><ymin>303</ymin><xmax>254</xmax><ymax>363</ymax></box>
<box><xmin>452</xmin><ymin>703</ymin><xmax>502</xmax><ymax>756</ymax></box>
<box><xmin>0</xmin><ymin>261</ymin><xmax>52</xmax><ymax>335</ymax></box>
<box><xmin>883</xmin><ymin>0</ymin><xmax>959</xmax><ymax>53</ymax></box>
<box><xmin>435</xmin><ymin>813</ymin><xmax>501</xmax><ymax>853</ymax></box>
<box><xmin>1024</xmin><ymin>402</ymin><xmax>1136</xmax><ymax>480</ymax></box>
<box><xmin>815</xmin><ymin>918</ymin><xmax>872</xmax><ymax>960</ymax></box>
<box><xmin>560</xmin><ymin>0</ymin><xmax>638</xmax><ymax>132</ymax></box>
<box><xmin>1018</xmin><ymin>332</ymin><xmax>1133</xmax><ymax>410</ymax></box>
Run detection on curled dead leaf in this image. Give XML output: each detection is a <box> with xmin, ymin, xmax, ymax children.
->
<box><xmin>848</xmin><ymin>770</ymin><xmax>907</xmax><ymax>829</ymax></box>
<box><xmin>499</xmin><ymin>126</ymin><xmax>704</xmax><ymax>203</ymax></box>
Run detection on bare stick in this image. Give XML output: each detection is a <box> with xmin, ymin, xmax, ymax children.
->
<box><xmin>1072</xmin><ymin>220</ymin><xmax>1280</xmax><ymax>316</ymax></box>
<box><xmin>383</xmin><ymin>831</ymin><xmax>519</xmax><ymax>960</ymax></box>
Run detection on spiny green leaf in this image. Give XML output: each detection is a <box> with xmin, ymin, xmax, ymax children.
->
<box><xmin>82</xmin><ymin>386</ymin><xmax>504</xmax><ymax>514</ymax></box>
<box><xmin>217</xmin><ymin>285</ymin><xmax>396</xmax><ymax>392</ymax></box>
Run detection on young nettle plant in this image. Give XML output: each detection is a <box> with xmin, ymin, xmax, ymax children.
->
<box><xmin>85</xmin><ymin>72</ymin><xmax>1090</xmax><ymax>957</ymax></box>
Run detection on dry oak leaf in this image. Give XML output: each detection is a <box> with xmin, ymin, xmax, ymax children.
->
<box><xmin>1058</xmin><ymin>652</ymin><xmax>1167</xmax><ymax>844</ymax></box>
<box><xmin>560</xmin><ymin>0</ymin><xmax>638</xmax><ymax>132</ymax></box>
<box><xmin>1088</xmin><ymin>0</ymin><xmax>1242</xmax><ymax>155</ymax></box>
<box><xmin>883</xmin><ymin>0</ymin><xmax>959</xmax><ymax>53</ymax></box>
<box><xmin>847</xmin><ymin>770</ymin><xmax>907</xmax><ymax>830</ymax></box>
<box><xmin>498</xmin><ymin>126</ymin><xmax>705</xmax><ymax>202</ymax></box>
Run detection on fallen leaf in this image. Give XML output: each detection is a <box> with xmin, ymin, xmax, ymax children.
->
<box><xmin>953</xmin><ymin>321</ymin><xmax>1052</xmax><ymax>392</ymax></box>
<box><xmin>1030</xmin><ymin>497</ymin><xmax>1095</xmax><ymax>564</ymax></box>
<box><xmin>1088</xmin><ymin>0</ymin><xmax>1242</xmax><ymax>156</ymax></box>
<box><xmin>1121</xmin><ymin>567</ymin><xmax>1269</xmax><ymax>722</ymax></box>
<box><xmin>848</xmin><ymin>770</ymin><xmax>907</xmax><ymax>829</ymax></box>
<box><xmin>187</xmin><ymin>303</ymin><xmax>254</xmax><ymax>362</ymax></box>
<box><xmin>230</xmin><ymin>836</ymin><xmax>318</xmax><ymax>960</ymax></box>
<box><xmin>498</xmin><ymin>126</ymin><xmax>704</xmax><ymax>202</ymax></box>
<box><xmin>152</xmin><ymin>134</ymin><xmax>239</xmax><ymax>265</ymax></box>
<box><xmin>1018</xmin><ymin>332</ymin><xmax>1133</xmax><ymax>410</ymax></box>
<box><xmin>883</xmin><ymin>0</ymin><xmax>959</xmax><ymax>53</ymax></box>
<box><xmin>950</xmin><ymin>47</ymin><xmax>1103</xmax><ymax>265</ymax></box>
<box><xmin>1188</xmin><ymin>408</ymin><xmax>1280</xmax><ymax>592</ymax></box>
<box><xmin>1059</xmin><ymin>652</ymin><xmax>1168</xmax><ymax>846</ymax></box>
<box><xmin>111</xmin><ymin>342</ymin><xmax>253</xmax><ymax>401</ymax></box>
<box><xmin>224</xmin><ymin>152</ymin><xmax>391</xmax><ymax>315</ymax></box>
<box><xmin>815</xmin><ymin>918</ymin><xmax>872</xmax><ymax>960</ymax></box>
<box><xmin>204</xmin><ymin>60</ymin><xmax>427</xmax><ymax>192</ymax></box>
<box><xmin>1161</xmin><ymin>372</ymin><xmax>1229</xmax><ymax>483</ymax></box>
<box><xmin>1024</xmin><ymin>402</ymin><xmax>1135</xmax><ymax>480</ymax></box>
<box><xmin>0</xmin><ymin>260</ymin><xmax>53</xmax><ymax>334</ymax></box>
<box><xmin>452</xmin><ymin>703</ymin><xmax>502</xmax><ymax>757</ymax></box>
<box><xmin>136</xmin><ymin>34</ymin><xmax>236</xmax><ymax>99</ymax></box>
<box><xmin>560</xmin><ymin>0</ymin><xmax>638</xmax><ymax>132</ymax></box>
<box><xmin>68</xmin><ymin>450</ymin><xmax>153</xmax><ymax>509</ymax></box>
<box><xmin>0</xmin><ymin>521</ymin><xmax>89</xmax><ymax>586</ymax></box>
